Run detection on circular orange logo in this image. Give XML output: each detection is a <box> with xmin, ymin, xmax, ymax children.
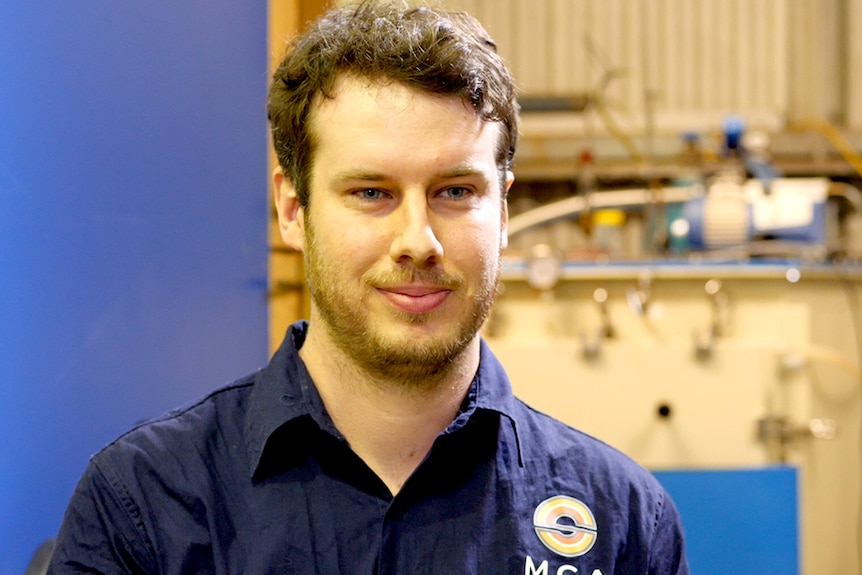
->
<box><xmin>533</xmin><ymin>495</ymin><xmax>598</xmax><ymax>557</ymax></box>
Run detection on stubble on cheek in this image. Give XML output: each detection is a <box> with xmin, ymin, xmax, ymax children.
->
<box><xmin>301</xmin><ymin>210</ymin><xmax>505</xmax><ymax>384</ymax></box>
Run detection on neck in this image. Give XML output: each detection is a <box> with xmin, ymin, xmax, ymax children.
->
<box><xmin>299</xmin><ymin>323</ymin><xmax>480</xmax><ymax>495</ymax></box>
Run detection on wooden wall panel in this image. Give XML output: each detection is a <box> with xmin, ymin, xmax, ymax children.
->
<box><xmin>267</xmin><ymin>0</ymin><xmax>329</xmax><ymax>353</ymax></box>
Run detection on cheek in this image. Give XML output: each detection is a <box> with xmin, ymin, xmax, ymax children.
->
<box><xmin>309</xmin><ymin>211</ymin><xmax>367</xmax><ymax>254</ymax></box>
<box><xmin>473</xmin><ymin>213</ymin><xmax>507</xmax><ymax>252</ymax></box>
<box><xmin>447</xmin><ymin>224</ymin><xmax>503</xmax><ymax>266</ymax></box>
<box><xmin>325</xmin><ymin>225</ymin><xmax>387</xmax><ymax>275</ymax></box>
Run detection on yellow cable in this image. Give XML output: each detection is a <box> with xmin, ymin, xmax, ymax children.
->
<box><xmin>791</xmin><ymin>120</ymin><xmax>862</xmax><ymax>179</ymax></box>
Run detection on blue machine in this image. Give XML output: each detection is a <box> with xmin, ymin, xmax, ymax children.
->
<box><xmin>681</xmin><ymin>178</ymin><xmax>829</xmax><ymax>251</ymax></box>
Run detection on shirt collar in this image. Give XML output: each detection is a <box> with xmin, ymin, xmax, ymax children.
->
<box><xmin>245</xmin><ymin>321</ymin><xmax>328</xmax><ymax>478</ymax></box>
<box><xmin>474</xmin><ymin>338</ymin><xmax>524</xmax><ymax>466</ymax></box>
<box><xmin>246</xmin><ymin>321</ymin><xmax>525</xmax><ymax>478</ymax></box>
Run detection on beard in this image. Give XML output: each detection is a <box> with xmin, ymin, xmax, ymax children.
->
<box><xmin>302</xmin><ymin>218</ymin><xmax>501</xmax><ymax>388</ymax></box>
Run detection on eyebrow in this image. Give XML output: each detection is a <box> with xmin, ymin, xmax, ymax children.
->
<box><xmin>331</xmin><ymin>169</ymin><xmax>389</xmax><ymax>184</ymax></box>
<box><xmin>332</xmin><ymin>164</ymin><xmax>489</xmax><ymax>184</ymax></box>
<box><xmin>437</xmin><ymin>165</ymin><xmax>488</xmax><ymax>180</ymax></box>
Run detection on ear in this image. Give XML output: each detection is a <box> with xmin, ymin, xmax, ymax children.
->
<box><xmin>500</xmin><ymin>170</ymin><xmax>514</xmax><ymax>250</ymax></box>
<box><xmin>273</xmin><ymin>166</ymin><xmax>305</xmax><ymax>251</ymax></box>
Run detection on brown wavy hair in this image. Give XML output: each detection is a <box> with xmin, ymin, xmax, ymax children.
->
<box><xmin>267</xmin><ymin>0</ymin><xmax>519</xmax><ymax>208</ymax></box>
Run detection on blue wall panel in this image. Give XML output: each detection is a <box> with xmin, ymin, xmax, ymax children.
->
<box><xmin>653</xmin><ymin>467</ymin><xmax>800</xmax><ymax>575</ymax></box>
<box><xmin>0</xmin><ymin>2</ymin><xmax>268</xmax><ymax>572</ymax></box>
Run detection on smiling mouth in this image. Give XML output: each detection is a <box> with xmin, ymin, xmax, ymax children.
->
<box><xmin>377</xmin><ymin>286</ymin><xmax>452</xmax><ymax>314</ymax></box>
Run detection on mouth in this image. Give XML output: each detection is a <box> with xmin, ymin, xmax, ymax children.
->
<box><xmin>376</xmin><ymin>285</ymin><xmax>453</xmax><ymax>314</ymax></box>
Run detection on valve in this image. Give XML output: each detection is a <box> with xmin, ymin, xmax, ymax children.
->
<box><xmin>756</xmin><ymin>415</ymin><xmax>837</xmax><ymax>461</ymax></box>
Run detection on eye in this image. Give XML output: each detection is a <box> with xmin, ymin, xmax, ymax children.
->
<box><xmin>356</xmin><ymin>188</ymin><xmax>386</xmax><ymax>200</ymax></box>
<box><xmin>439</xmin><ymin>186</ymin><xmax>472</xmax><ymax>200</ymax></box>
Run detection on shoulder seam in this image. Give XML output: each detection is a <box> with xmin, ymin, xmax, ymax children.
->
<box><xmin>108</xmin><ymin>375</ymin><xmax>257</xmax><ymax>447</ymax></box>
<box><xmin>647</xmin><ymin>486</ymin><xmax>667</xmax><ymax>569</ymax></box>
<box><xmin>91</xmin><ymin>456</ymin><xmax>159</xmax><ymax>569</ymax></box>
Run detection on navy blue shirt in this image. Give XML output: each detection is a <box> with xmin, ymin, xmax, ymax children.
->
<box><xmin>50</xmin><ymin>321</ymin><xmax>688</xmax><ymax>574</ymax></box>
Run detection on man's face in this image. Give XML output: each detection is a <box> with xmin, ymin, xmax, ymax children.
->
<box><xmin>298</xmin><ymin>76</ymin><xmax>511</xmax><ymax>383</ymax></box>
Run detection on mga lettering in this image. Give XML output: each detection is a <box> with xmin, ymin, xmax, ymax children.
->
<box><xmin>524</xmin><ymin>557</ymin><xmax>550</xmax><ymax>575</ymax></box>
<box><xmin>524</xmin><ymin>556</ymin><xmax>604</xmax><ymax>575</ymax></box>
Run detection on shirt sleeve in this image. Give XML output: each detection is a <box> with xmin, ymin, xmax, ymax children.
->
<box><xmin>648</xmin><ymin>488</ymin><xmax>690</xmax><ymax>575</ymax></box>
<box><xmin>48</xmin><ymin>457</ymin><xmax>155</xmax><ymax>575</ymax></box>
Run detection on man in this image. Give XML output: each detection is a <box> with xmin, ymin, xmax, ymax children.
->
<box><xmin>50</xmin><ymin>2</ymin><xmax>689</xmax><ymax>573</ymax></box>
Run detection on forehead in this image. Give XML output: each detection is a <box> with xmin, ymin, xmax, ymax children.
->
<box><xmin>311</xmin><ymin>75</ymin><xmax>477</xmax><ymax>131</ymax></box>
<box><xmin>307</xmin><ymin>75</ymin><xmax>503</xmax><ymax>168</ymax></box>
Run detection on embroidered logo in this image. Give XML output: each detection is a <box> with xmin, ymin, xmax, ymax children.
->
<box><xmin>532</xmin><ymin>495</ymin><xmax>598</xmax><ymax>558</ymax></box>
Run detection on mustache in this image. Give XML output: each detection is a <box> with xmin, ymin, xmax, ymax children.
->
<box><xmin>364</xmin><ymin>267</ymin><xmax>464</xmax><ymax>290</ymax></box>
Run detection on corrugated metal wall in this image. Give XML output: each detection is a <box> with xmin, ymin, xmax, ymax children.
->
<box><xmin>445</xmin><ymin>0</ymin><xmax>862</xmax><ymax>133</ymax></box>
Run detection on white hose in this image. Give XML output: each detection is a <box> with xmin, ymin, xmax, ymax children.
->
<box><xmin>507</xmin><ymin>186</ymin><xmax>698</xmax><ymax>239</ymax></box>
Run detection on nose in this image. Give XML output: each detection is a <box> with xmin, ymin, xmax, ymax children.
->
<box><xmin>389</xmin><ymin>194</ymin><xmax>444</xmax><ymax>267</ymax></box>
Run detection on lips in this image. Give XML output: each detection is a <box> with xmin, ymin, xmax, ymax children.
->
<box><xmin>377</xmin><ymin>285</ymin><xmax>452</xmax><ymax>314</ymax></box>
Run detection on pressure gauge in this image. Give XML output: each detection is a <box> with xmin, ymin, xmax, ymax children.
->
<box><xmin>526</xmin><ymin>244</ymin><xmax>562</xmax><ymax>290</ymax></box>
